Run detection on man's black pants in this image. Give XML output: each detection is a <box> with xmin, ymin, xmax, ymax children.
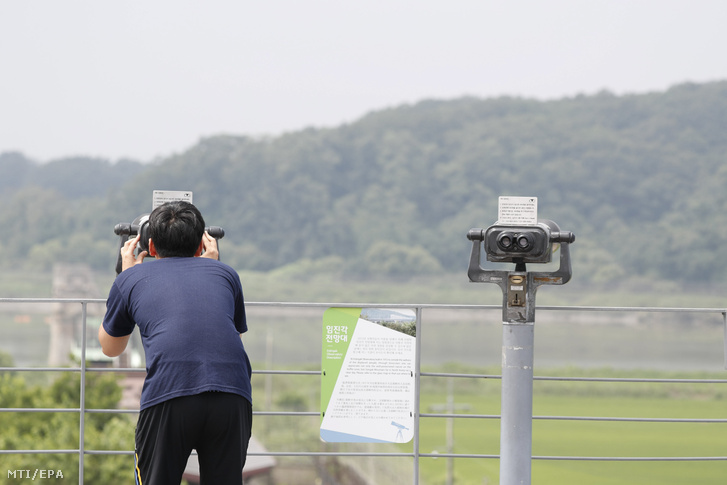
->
<box><xmin>134</xmin><ymin>392</ymin><xmax>252</xmax><ymax>485</ymax></box>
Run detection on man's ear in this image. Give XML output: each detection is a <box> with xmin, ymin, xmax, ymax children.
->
<box><xmin>148</xmin><ymin>239</ymin><xmax>158</xmax><ymax>257</ymax></box>
<box><xmin>194</xmin><ymin>240</ymin><xmax>204</xmax><ymax>257</ymax></box>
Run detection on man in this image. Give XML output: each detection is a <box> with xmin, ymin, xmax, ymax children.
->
<box><xmin>99</xmin><ymin>201</ymin><xmax>252</xmax><ymax>485</ymax></box>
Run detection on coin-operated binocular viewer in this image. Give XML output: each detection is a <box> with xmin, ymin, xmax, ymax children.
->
<box><xmin>467</xmin><ymin>220</ymin><xmax>574</xmax><ymax>485</ymax></box>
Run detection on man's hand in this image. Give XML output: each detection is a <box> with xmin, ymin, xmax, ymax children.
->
<box><xmin>200</xmin><ymin>231</ymin><xmax>219</xmax><ymax>260</ymax></box>
<box><xmin>121</xmin><ymin>234</ymin><xmax>147</xmax><ymax>272</ymax></box>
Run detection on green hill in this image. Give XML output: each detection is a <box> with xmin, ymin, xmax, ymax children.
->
<box><xmin>1</xmin><ymin>81</ymin><xmax>726</xmax><ymax>289</ymax></box>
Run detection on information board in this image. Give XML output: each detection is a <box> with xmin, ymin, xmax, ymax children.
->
<box><xmin>320</xmin><ymin>307</ymin><xmax>416</xmax><ymax>443</ymax></box>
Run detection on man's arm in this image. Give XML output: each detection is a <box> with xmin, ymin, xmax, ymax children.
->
<box><xmin>98</xmin><ymin>325</ymin><xmax>131</xmax><ymax>357</ymax></box>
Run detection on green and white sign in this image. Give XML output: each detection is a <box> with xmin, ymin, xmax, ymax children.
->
<box><xmin>320</xmin><ymin>307</ymin><xmax>416</xmax><ymax>443</ymax></box>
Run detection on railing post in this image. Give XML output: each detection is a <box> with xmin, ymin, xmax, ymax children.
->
<box><xmin>413</xmin><ymin>306</ymin><xmax>423</xmax><ymax>485</ymax></box>
<box><xmin>79</xmin><ymin>302</ymin><xmax>87</xmax><ymax>485</ymax></box>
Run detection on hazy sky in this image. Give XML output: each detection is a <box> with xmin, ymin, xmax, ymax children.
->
<box><xmin>1</xmin><ymin>1</ymin><xmax>725</xmax><ymax>162</ymax></box>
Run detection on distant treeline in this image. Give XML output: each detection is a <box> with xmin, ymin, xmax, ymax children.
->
<box><xmin>1</xmin><ymin>80</ymin><xmax>726</xmax><ymax>285</ymax></box>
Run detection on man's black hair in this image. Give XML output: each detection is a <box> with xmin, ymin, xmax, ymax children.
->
<box><xmin>149</xmin><ymin>201</ymin><xmax>206</xmax><ymax>258</ymax></box>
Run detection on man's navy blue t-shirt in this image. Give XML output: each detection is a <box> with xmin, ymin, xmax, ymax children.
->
<box><xmin>103</xmin><ymin>257</ymin><xmax>252</xmax><ymax>410</ymax></box>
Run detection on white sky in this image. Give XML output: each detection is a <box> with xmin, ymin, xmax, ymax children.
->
<box><xmin>1</xmin><ymin>1</ymin><xmax>725</xmax><ymax>162</ymax></box>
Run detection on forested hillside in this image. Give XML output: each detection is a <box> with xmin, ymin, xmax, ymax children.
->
<box><xmin>1</xmin><ymin>80</ymin><xmax>726</xmax><ymax>286</ymax></box>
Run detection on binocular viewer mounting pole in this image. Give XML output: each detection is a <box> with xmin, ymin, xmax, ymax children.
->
<box><xmin>467</xmin><ymin>219</ymin><xmax>575</xmax><ymax>485</ymax></box>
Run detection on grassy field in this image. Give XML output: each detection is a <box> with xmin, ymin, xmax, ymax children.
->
<box><xmin>410</xmin><ymin>371</ymin><xmax>727</xmax><ymax>485</ymax></box>
<box><xmin>250</xmin><ymin>366</ymin><xmax>727</xmax><ymax>485</ymax></box>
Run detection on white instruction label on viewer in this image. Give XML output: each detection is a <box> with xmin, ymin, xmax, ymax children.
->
<box><xmin>497</xmin><ymin>196</ymin><xmax>538</xmax><ymax>225</ymax></box>
<box><xmin>152</xmin><ymin>190</ymin><xmax>193</xmax><ymax>209</ymax></box>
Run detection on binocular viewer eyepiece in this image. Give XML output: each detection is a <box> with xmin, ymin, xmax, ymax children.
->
<box><xmin>468</xmin><ymin>220</ymin><xmax>574</xmax><ymax>264</ymax></box>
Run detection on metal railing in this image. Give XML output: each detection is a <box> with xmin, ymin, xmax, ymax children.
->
<box><xmin>1</xmin><ymin>298</ymin><xmax>727</xmax><ymax>484</ymax></box>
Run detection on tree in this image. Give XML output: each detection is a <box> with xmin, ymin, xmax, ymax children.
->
<box><xmin>0</xmin><ymin>362</ymin><xmax>133</xmax><ymax>484</ymax></box>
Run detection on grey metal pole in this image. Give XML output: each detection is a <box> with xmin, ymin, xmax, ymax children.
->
<box><xmin>79</xmin><ymin>302</ymin><xmax>87</xmax><ymax>485</ymax></box>
<box><xmin>499</xmin><ymin>322</ymin><xmax>534</xmax><ymax>485</ymax></box>
<box><xmin>413</xmin><ymin>307</ymin><xmax>423</xmax><ymax>485</ymax></box>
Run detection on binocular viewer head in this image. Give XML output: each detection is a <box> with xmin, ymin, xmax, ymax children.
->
<box><xmin>468</xmin><ymin>219</ymin><xmax>575</xmax><ymax>264</ymax></box>
<box><xmin>113</xmin><ymin>213</ymin><xmax>225</xmax><ymax>275</ymax></box>
<box><xmin>115</xmin><ymin>214</ymin><xmax>224</xmax><ymax>254</ymax></box>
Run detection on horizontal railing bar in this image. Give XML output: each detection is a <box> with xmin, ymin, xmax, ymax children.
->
<box><xmin>246</xmin><ymin>301</ymin><xmax>502</xmax><ymax>310</ymax></box>
<box><xmin>533</xmin><ymin>455</ymin><xmax>727</xmax><ymax>461</ymax></box>
<box><xmin>533</xmin><ymin>376</ymin><xmax>727</xmax><ymax>383</ymax></box>
<box><xmin>86</xmin><ymin>409</ymin><xmax>328</xmax><ymax>416</ymax></box>
<box><xmin>244</xmin><ymin>301</ymin><xmax>727</xmax><ymax>314</ymax></box>
<box><xmin>233</xmin><ymin>451</ymin><xmax>417</xmax><ymax>457</ymax></box>
<box><xmin>0</xmin><ymin>450</ymin><xmax>79</xmax><ymax>454</ymax></box>
<box><xmin>84</xmin><ymin>450</ymin><xmax>135</xmax><ymax>455</ymax></box>
<box><xmin>417</xmin><ymin>453</ymin><xmax>727</xmax><ymax>461</ymax></box>
<box><xmin>6</xmin><ymin>366</ymin><xmax>723</xmax><ymax>384</ymax></box>
<box><xmin>84</xmin><ymin>368</ymin><xmax>323</xmax><ymax>376</ymax></box>
<box><xmin>0</xmin><ymin>367</ymin><xmax>81</xmax><ymax>372</ymax></box>
<box><xmin>421</xmin><ymin>372</ymin><xmax>501</xmax><ymax>379</ymax></box>
<box><xmin>536</xmin><ymin>416</ymin><xmax>727</xmax><ymax>423</ymax></box>
<box><xmin>419</xmin><ymin>453</ymin><xmax>500</xmax><ymax>459</ymax></box>
<box><xmin>82</xmin><ymin>449</ymin><xmax>416</xmax><ymax>457</ymax></box>
<box><xmin>84</xmin><ymin>368</ymin><xmax>322</xmax><ymax>376</ymax></box>
<box><xmin>86</xmin><ymin>408</ymin><xmax>139</xmax><ymax>414</ymax></box>
<box><xmin>419</xmin><ymin>372</ymin><xmax>727</xmax><ymax>384</ymax></box>
<box><xmin>420</xmin><ymin>413</ymin><xmax>727</xmax><ymax>423</ymax></box>
<box><xmin>4</xmin><ymin>448</ymin><xmax>726</xmax><ymax>462</ymax></box>
<box><xmin>85</xmin><ymin>367</ymin><xmax>146</xmax><ymax>373</ymax></box>
<box><xmin>0</xmin><ymin>408</ymin><xmax>80</xmax><ymax>413</ymax></box>
<box><xmin>422</xmin><ymin>413</ymin><xmax>499</xmax><ymax>419</ymax></box>
<box><xmin>538</xmin><ymin>305</ymin><xmax>727</xmax><ymax>314</ymax></box>
<box><xmin>2</xmin><ymin>297</ymin><xmax>726</xmax><ymax>314</ymax></box>
<box><xmin>252</xmin><ymin>369</ymin><xmax>320</xmax><ymax>375</ymax></box>
<box><xmin>6</xmin><ymin>407</ymin><xmax>721</xmax><ymax>424</ymax></box>
<box><xmin>0</xmin><ymin>298</ymin><xmax>107</xmax><ymax>303</ymax></box>
<box><xmin>254</xmin><ymin>411</ymin><xmax>320</xmax><ymax>416</ymax></box>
